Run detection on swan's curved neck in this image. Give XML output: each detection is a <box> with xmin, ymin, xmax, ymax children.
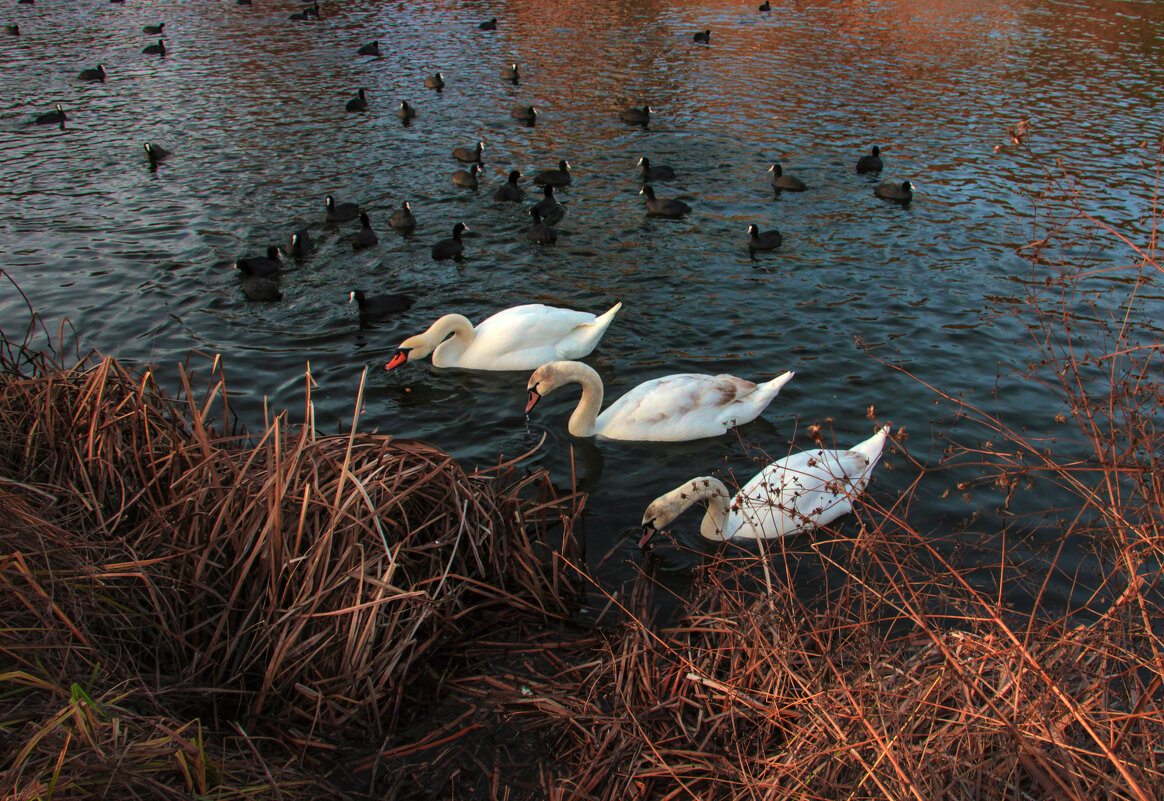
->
<box><xmin>561</xmin><ymin>363</ymin><xmax>604</xmax><ymax>438</ymax></box>
<box><xmin>421</xmin><ymin>314</ymin><xmax>474</xmax><ymax>365</ymax></box>
<box><xmin>689</xmin><ymin>479</ymin><xmax>732</xmax><ymax>541</ymax></box>
<box><xmin>652</xmin><ymin>478</ymin><xmax>733</xmax><ymax>541</ymax></box>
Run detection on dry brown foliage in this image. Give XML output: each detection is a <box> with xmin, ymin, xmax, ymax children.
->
<box><xmin>0</xmin><ymin>315</ymin><xmax>583</xmax><ymax>798</ymax></box>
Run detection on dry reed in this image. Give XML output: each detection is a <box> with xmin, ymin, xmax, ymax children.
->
<box><xmin>0</xmin><ymin>298</ymin><xmax>584</xmax><ymax>796</ymax></box>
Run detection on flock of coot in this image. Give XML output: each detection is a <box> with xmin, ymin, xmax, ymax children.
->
<box><xmin>10</xmin><ymin>0</ymin><xmax>905</xmax><ymax>547</ymax></box>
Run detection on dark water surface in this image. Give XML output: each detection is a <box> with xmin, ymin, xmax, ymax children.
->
<box><xmin>2</xmin><ymin>0</ymin><xmax>1162</xmax><ymax>607</ymax></box>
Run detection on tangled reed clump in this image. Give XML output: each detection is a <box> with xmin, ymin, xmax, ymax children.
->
<box><xmin>0</xmin><ymin>327</ymin><xmax>582</xmax><ymax>798</ymax></box>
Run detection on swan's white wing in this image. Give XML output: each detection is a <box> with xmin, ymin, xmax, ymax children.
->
<box><xmin>460</xmin><ymin>305</ymin><xmax>598</xmax><ymax>370</ymax></box>
<box><xmin>723</xmin><ymin>448</ymin><xmax>873</xmax><ymax>539</ymax></box>
<box><xmin>596</xmin><ymin>374</ymin><xmax>756</xmax><ymax>441</ymax></box>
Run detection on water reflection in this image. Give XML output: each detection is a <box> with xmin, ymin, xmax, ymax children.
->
<box><xmin>2</xmin><ymin>0</ymin><xmax>1160</xmax><ymax>612</ymax></box>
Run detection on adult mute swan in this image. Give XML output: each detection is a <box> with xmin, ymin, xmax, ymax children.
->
<box><xmin>385</xmin><ymin>302</ymin><xmax>622</xmax><ymax>372</ymax></box>
<box><xmin>638</xmin><ymin>425</ymin><xmax>890</xmax><ymax>548</ymax></box>
<box><xmin>525</xmin><ymin>361</ymin><xmax>794</xmax><ymax>442</ymax></box>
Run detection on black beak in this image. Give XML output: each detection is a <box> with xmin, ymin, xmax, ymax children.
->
<box><xmin>524</xmin><ymin>387</ymin><xmax>541</xmax><ymax>416</ymax></box>
<box><xmin>638</xmin><ymin>522</ymin><xmax>658</xmax><ymax>550</ymax></box>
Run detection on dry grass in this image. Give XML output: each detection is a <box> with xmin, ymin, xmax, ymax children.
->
<box><xmin>0</xmin><ymin>295</ymin><xmax>584</xmax><ymax>797</ymax></box>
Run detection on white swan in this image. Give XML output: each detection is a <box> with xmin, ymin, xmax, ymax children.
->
<box><xmin>638</xmin><ymin>425</ymin><xmax>891</xmax><ymax>547</ymax></box>
<box><xmin>385</xmin><ymin>302</ymin><xmax>622</xmax><ymax>372</ymax></box>
<box><xmin>524</xmin><ymin>361</ymin><xmax>794</xmax><ymax>442</ymax></box>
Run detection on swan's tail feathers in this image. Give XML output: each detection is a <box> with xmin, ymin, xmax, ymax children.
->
<box><xmin>562</xmin><ymin>301</ymin><xmax>623</xmax><ymax>361</ymax></box>
<box><xmin>849</xmin><ymin>424</ymin><xmax>891</xmax><ymax>488</ymax></box>
<box><xmin>755</xmin><ymin>370</ymin><xmax>795</xmax><ymax>403</ymax></box>
<box><xmin>579</xmin><ymin>301</ymin><xmax>622</xmax><ymax>340</ymax></box>
<box><xmin>595</xmin><ymin>301</ymin><xmax>623</xmax><ymax>327</ymax></box>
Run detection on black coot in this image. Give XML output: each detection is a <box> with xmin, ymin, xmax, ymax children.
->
<box><xmin>747</xmin><ymin>224</ymin><xmax>782</xmax><ymax>252</ymax></box>
<box><xmin>431</xmin><ymin>222</ymin><xmax>468</xmax><ymax>260</ymax></box>
<box><xmin>78</xmin><ymin>64</ymin><xmax>106</xmax><ymax>82</ymax></box>
<box><xmin>242</xmin><ymin>276</ymin><xmax>282</xmax><ymax>302</ymax></box>
<box><xmin>875</xmin><ymin>180</ymin><xmax>913</xmax><ymax>202</ymax></box>
<box><xmin>640</xmin><ymin>185</ymin><xmax>690</xmax><ymax>218</ymax></box>
<box><xmin>346</xmin><ymin>89</ymin><xmax>368</xmax><ymax>112</ymax></box>
<box><xmin>389</xmin><ymin>201</ymin><xmax>417</xmax><ymax>231</ymax></box>
<box><xmin>453</xmin><ymin>163</ymin><xmax>480</xmax><ymax>189</ymax></box>
<box><xmin>326</xmin><ymin>195</ymin><xmax>360</xmax><ymax>222</ymax></box>
<box><xmin>34</xmin><ymin>104</ymin><xmax>66</xmax><ymax>125</ymax></box>
<box><xmin>144</xmin><ymin>142</ymin><xmax>170</xmax><ymax>168</ymax></box>
<box><xmin>638</xmin><ymin>157</ymin><xmax>675</xmax><ymax>181</ymax></box>
<box><xmin>452</xmin><ymin>140</ymin><xmax>484</xmax><ymax>163</ymax></box>
<box><xmin>620</xmin><ymin>105</ymin><xmax>651</xmax><ymax>125</ymax></box>
<box><xmin>533</xmin><ymin>160</ymin><xmax>571</xmax><ymax>187</ymax></box>
<box><xmin>350</xmin><ymin>290</ymin><xmax>413</xmax><ymax>318</ymax></box>
<box><xmin>768</xmin><ymin>163</ymin><xmax>806</xmax><ymax>191</ymax></box>
<box><xmin>352</xmin><ymin>212</ymin><xmax>379</xmax><ymax>249</ymax></box>
<box><xmin>290</xmin><ymin>228</ymin><xmax>313</xmax><ymax>256</ymax></box>
<box><xmin>527</xmin><ymin>208</ymin><xmax>557</xmax><ymax>245</ymax></box>
<box><xmin>856</xmin><ymin>145</ymin><xmax>883</xmax><ymax>173</ymax></box>
<box><xmin>495</xmin><ymin>170</ymin><xmax>524</xmax><ymax>202</ymax></box>
<box><xmin>236</xmin><ymin>246</ymin><xmax>283</xmax><ymax>277</ymax></box>
<box><xmin>532</xmin><ymin>185</ymin><xmax>564</xmax><ymax>224</ymax></box>
<box><xmin>511</xmin><ymin>105</ymin><xmax>537</xmax><ymax>125</ymax></box>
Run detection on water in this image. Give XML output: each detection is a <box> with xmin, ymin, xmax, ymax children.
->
<box><xmin>2</xmin><ymin>0</ymin><xmax>1161</xmax><ymax>608</ymax></box>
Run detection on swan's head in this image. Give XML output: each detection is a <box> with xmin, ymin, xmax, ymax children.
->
<box><xmin>524</xmin><ymin>361</ymin><xmax>575</xmax><ymax>415</ymax></box>
<box><xmin>639</xmin><ymin>477</ymin><xmax>727</xmax><ymax>549</ymax></box>
<box><xmin>386</xmin><ymin>313</ymin><xmax>468</xmax><ymax>370</ymax></box>
<box><xmin>639</xmin><ymin>496</ymin><xmax>680</xmax><ymax>549</ymax></box>
<box><xmin>386</xmin><ymin>333</ymin><xmax>432</xmax><ymax>369</ymax></box>
<box><xmin>385</xmin><ymin>348</ymin><xmax>412</xmax><ymax>370</ymax></box>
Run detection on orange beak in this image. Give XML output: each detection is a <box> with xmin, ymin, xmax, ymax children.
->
<box><xmin>524</xmin><ymin>388</ymin><xmax>541</xmax><ymax>415</ymax></box>
<box><xmin>385</xmin><ymin>350</ymin><xmax>409</xmax><ymax>371</ymax></box>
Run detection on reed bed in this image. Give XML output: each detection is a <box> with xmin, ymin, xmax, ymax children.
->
<box><xmin>0</xmin><ymin>307</ymin><xmax>583</xmax><ymax>797</ymax></box>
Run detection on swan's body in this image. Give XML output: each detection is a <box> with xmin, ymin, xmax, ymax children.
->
<box><xmin>386</xmin><ymin>302</ymin><xmax>622</xmax><ymax>372</ymax></box>
<box><xmin>640</xmin><ymin>425</ymin><xmax>890</xmax><ymax>546</ymax></box>
<box><xmin>525</xmin><ymin>361</ymin><xmax>793</xmax><ymax>441</ymax></box>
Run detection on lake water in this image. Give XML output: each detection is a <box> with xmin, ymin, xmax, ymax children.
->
<box><xmin>2</xmin><ymin>0</ymin><xmax>1161</xmax><ymax>608</ymax></box>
